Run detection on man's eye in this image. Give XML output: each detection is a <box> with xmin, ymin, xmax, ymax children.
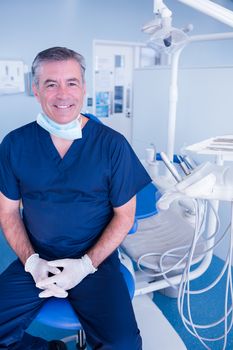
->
<box><xmin>46</xmin><ymin>84</ymin><xmax>56</xmax><ymax>88</ymax></box>
<box><xmin>68</xmin><ymin>82</ymin><xmax>78</xmax><ymax>87</ymax></box>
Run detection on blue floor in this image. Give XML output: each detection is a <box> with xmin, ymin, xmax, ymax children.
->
<box><xmin>1</xmin><ymin>229</ymin><xmax>233</xmax><ymax>349</ymax></box>
<box><xmin>154</xmin><ymin>255</ymin><xmax>233</xmax><ymax>350</ymax></box>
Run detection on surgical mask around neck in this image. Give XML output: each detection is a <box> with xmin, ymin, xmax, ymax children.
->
<box><xmin>36</xmin><ymin>112</ymin><xmax>82</xmax><ymax>140</ymax></box>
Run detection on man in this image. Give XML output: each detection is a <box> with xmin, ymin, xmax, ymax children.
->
<box><xmin>0</xmin><ymin>47</ymin><xmax>151</xmax><ymax>350</ymax></box>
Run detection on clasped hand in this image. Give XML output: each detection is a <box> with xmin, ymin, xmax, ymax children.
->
<box><xmin>26</xmin><ymin>254</ymin><xmax>97</xmax><ymax>298</ymax></box>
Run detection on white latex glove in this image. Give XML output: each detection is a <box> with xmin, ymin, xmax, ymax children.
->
<box><xmin>25</xmin><ymin>253</ymin><xmax>68</xmax><ymax>298</ymax></box>
<box><xmin>36</xmin><ymin>254</ymin><xmax>97</xmax><ymax>291</ymax></box>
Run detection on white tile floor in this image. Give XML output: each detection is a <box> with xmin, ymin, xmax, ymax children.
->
<box><xmin>133</xmin><ymin>294</ymin><xmax>186</xmax><ymax>350</ymax></box>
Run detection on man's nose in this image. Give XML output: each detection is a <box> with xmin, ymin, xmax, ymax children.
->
<box><xmin>56</xmin><ymin>85</ymin><xmax>69</xmax><ymax>98</ymax></box>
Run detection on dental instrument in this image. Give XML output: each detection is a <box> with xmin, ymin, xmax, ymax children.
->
<box><xmin>160</xmin><ymin>151</ymin><xmax>183</xmax><ymax>182</ymax></box>
<box><xmin>182</xmin><ymin>155</ymin><xmax>197</xmax><ymax>170</ymax></box>
<box><xmin>176</xmin><ymin>155</ymin><xmax>191</xmax><ymax>176</ymax></box>
<box><xmin>134</xmin><ymin>148</ymin><xmax>233</xmax><ymax>349</ymax></box>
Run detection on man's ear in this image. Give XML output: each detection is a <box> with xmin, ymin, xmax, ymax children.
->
<box><xmin>32</xmin><ymin>84</ymin><xmax>40</xmax><ymax>102</ymax></box>
<box><xmin>83</xmin><ymin>82</ymin><xmax>87</xmax><ymax>97</ymax></box>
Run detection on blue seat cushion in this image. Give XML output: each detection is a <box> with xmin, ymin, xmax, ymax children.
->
<box><xmin>136</xmin><ymin>182</ymin><xmax>158</xmax><ymax>219</ymax></box>
<box><xmin>35</xmin><ymin>263</ymin><xmax>135</xmax><ymax>330</ymax></box>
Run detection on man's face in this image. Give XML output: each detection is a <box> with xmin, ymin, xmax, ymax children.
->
<box><xmin>33</xmin><ymin>59</ymin><xmax>86</xmax><ymax>124</ymax></box>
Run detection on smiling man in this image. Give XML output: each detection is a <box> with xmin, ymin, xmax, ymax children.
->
<box><xmin>0</xmin><ymin>47</ymin><xmax>151</xmax><ymax>350</ymax></box>
<box><xmin>34</xmin><ymin>59</ymin><xmax>86</xmax><ymax>124</ymax></box>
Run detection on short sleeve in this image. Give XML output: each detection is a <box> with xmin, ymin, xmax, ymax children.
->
<box><xmin>0</xmin><ymin>135</ymin><xmax>21</xmax><ymax>200</ymax></box>
<box><xmin>109</xmin><ymin>136</ymin><xmax>151</xmax><ymax>207</ymax></box>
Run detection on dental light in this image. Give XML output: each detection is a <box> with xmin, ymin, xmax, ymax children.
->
<box><xmin>143</xmin><ymin>0</ymin><xmax>233</xmax><ymax>53</ymax></box>
<box><xmin>146</xmin><ymin>26</ymin><xmax>189</xmax><ymax>52</ymax></box>
<box><xmin>142</xmin><ymin>0</ymin><xmax>189</xmax><ymax>52</ymax></box>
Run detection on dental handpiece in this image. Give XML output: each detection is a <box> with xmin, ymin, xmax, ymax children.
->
<box><xmin>182</xmin><ymin>155</ymin><xmax>197</xmax><ymax>170</ymax></box>
<box><xmin>160</xmin><ymin>152</ymin><xmax>183</xmax><ymax>183</ymax></box>
<box><xmin>177</xmin><ymin>155</ymin><xmax>191</xmax><ymax>175</ymax></box>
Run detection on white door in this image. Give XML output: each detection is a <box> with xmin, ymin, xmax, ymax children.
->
<box><xmin>93</xmin><ymin>42</ymin><xmax>134</xmax><ymax>143</ymax></box>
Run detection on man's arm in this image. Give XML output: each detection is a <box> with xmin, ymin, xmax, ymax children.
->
<box><xmin>0</xmin><ymin>192</ymin><xmax>35</xmax><ymax>264</ymax></box>
<box><xmin>87</xmin><ymin>196</ymin><xmax>136</xmax><ymax>268</ymax></box>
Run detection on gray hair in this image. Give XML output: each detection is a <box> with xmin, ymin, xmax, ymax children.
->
<box><xmin>31</xmin><ymin>46</ymin><xmax>86</xmax><ymax>87</ymax></box>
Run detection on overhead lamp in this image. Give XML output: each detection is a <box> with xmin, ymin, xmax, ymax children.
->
<box><xmin>142</xmin><ymin>1</ymin><xmax>190</xmax><ymax>52</ymax></box>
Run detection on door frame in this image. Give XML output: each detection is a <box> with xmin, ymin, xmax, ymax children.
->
<box><xmin>92</xmin><ymin>40</ymin><xmax>157</xmax><ymax>144</ymax></box>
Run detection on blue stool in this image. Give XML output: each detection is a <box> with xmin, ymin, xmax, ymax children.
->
<box><xmin>136</xmin><ymin>182</ymin><xmax>158</xmax><ymax>219</ymax></box>
<box><xmin>128</xmin><ymin>218</ymin><xmax>138</xmax><ymax>234</ymax></box>
<box><xmin>135</xmin><ymin>154</ymin><xmax>181</xmax><ymax>219</ymax></box>
<box><xmin>35</xmin><ymin>263</ymin><xmax>135</xmax><ymax>349</ymax></box>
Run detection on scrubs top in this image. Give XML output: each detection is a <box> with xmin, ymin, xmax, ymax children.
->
<box><xmin>0</xmin><ymin>117</ymin><xmax>152</xmax><ymax>259</ymax></box>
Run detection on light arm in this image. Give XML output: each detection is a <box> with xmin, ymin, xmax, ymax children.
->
<box><xmin>178</xmin><ymin>0</ymin><xmax>233</xmax><ymax>28</ymax></box>
<box><xmin>142</xmin><ymin>0</ymin><xmax>173</xmax><ymax>43</ymax></box>
<box><xmin>153</xmin><ymin>0</ymin><xmax>172</xmax><ymax>17</ymax></box>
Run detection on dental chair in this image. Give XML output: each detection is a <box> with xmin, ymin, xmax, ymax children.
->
<box><xmin>121</xmin><ymin>157</ymin><xmax>214</xmax><ymax>298</ymax></box>
<box><xmin>35</xmin><ymin>261</ymin><xmax>135</xmax><ymax>350</ymax></box>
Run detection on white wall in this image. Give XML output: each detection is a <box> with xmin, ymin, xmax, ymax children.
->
<box><xmin>133</xmin><ymin>66</ymin><xmax>233</xmax><ymax>157</ymax></box>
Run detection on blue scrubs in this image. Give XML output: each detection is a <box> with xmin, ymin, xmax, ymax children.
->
<box><xmin>0</xmin><ymin>115</ymin><xmax>151</xmax><ymax>349</ymax></box>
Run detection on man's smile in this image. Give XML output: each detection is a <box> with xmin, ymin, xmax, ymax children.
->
<box><xmin>53</xmin><ymin>104</ymin><xmax>74</xmax><ymax>109</ymax></box>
